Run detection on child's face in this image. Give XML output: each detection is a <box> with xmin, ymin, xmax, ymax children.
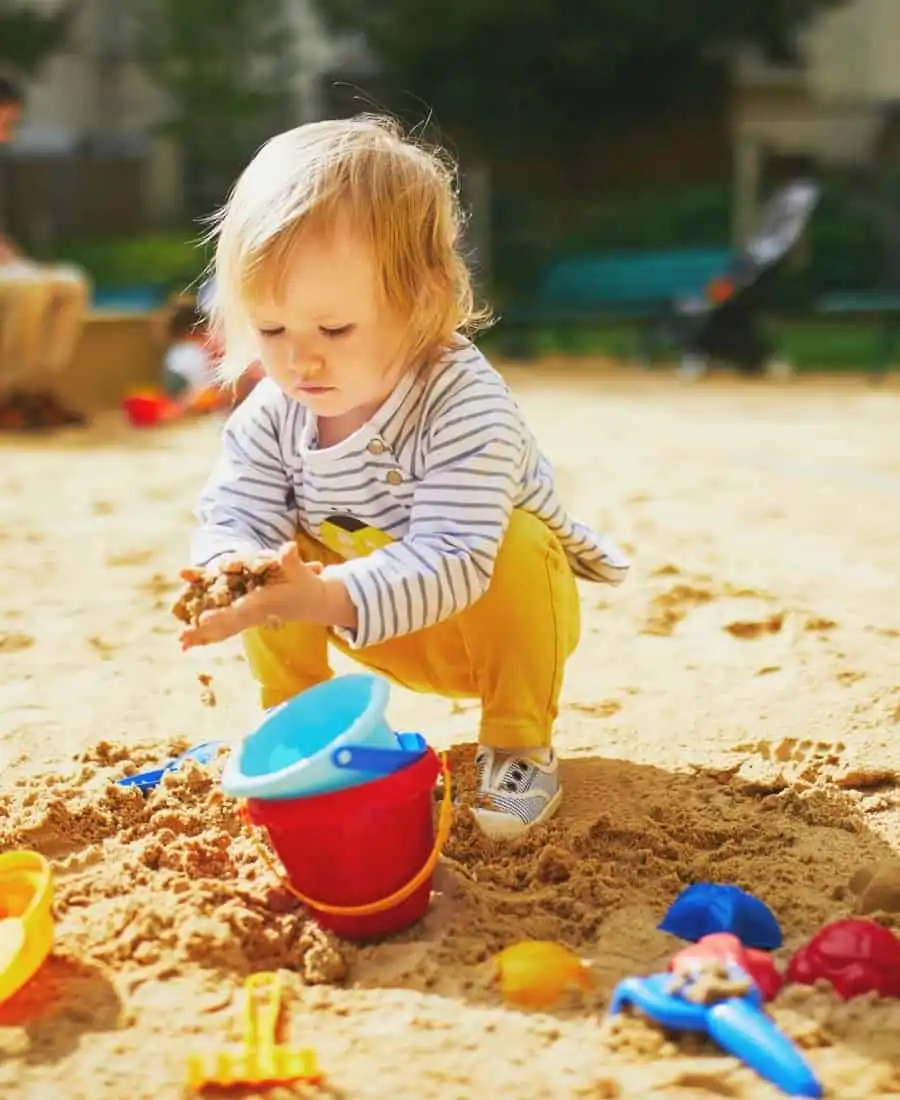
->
<box><xmin>247</xmin><ymin>219</ymin><xmax>409</xmax><ymax>426</ymax></box>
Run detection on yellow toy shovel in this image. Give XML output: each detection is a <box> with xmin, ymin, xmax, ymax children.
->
<box><xmin>186</xmin><ymin>971</ymin><xmax>322</xmax><ymax>1090</ymax></box>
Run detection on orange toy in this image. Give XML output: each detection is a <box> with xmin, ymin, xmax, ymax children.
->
<box><xmin>0</xmin><ymin>850</ymin><xmax>54</xmax><ymax>1004</ymax></box>
<box><xmin>182</xmin><ymin>386</ymin><xmax>230</xmax><ymax>415</ymax></box>
<box><xmin>186</xmin><ymin>971</ymin><xmax>322</xmax><ymax>1090</ymax></box>
<box><xmin>493</xmin><ymin>941</ymin><xmax>595</xmax><ymax>1009</ymax></box>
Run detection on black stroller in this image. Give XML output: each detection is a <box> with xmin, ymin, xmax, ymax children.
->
<box><xmin>647</xmin><ymin>180</ymin><xmax>820</xmax><ymax>376</ymax></box>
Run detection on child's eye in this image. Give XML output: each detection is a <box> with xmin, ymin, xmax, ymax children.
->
<box><xmin>258</xmin><ymin>327</ymin><xmax>285</xmax><ymax>339</ymax></box>
<box><xmin>319</xmin><ymin>324</ymin><xmax>355</xmax><ymax>339</ymax></box>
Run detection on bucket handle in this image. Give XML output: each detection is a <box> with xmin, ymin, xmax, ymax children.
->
<box><xmin>240</xmin><ymin>752</ymin><xmax>452</xmax><ymax>918</ymax></box>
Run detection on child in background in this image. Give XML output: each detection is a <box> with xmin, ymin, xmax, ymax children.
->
<box><xmin>176</xmin><ymin>116</ymin><xmax>629</xmax><ymax>839</ymax></box>
<box><xmin>162</xmin><ymin>303</ymin><xmax>220</xmax><ymax>405</ymax></box>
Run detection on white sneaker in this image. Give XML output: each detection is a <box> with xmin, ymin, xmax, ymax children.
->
<box><xmin>472</xmin><ymin>747</ymin><xmax>562</xmax><ymax>840</ymax></box>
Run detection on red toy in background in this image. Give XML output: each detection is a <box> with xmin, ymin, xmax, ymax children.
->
<box><xmin>122</xmin><ymin>293</ymin><xmax>263</xmax><ymax>428</ymax></box>
<box><xmin>122</xmin><ymin>386</ymin><xmax>227</xmax><ymax>428</ymax></box>
<box><xmin>787</xmin><ymin>918</ymin><xmax>900</xmax><ymax>1000</ymax></box>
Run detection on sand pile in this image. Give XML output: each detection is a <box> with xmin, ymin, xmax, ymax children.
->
<box><xmin>3</xmin><ymin>737</ymin><xmax>898</xmax><ymax>1000</ymax></box>
<box><xmin>3</xmin><ymin>737</ymin><xmax>899</xmax><ymax>1098</ymax></box>
<box><xmin>437</xmin><ymin>744</ymin><xmax>898</xmax><ymax>961</ymax></box>
<box><xmin>0</xmin><ymin>739</ymin><xmax>350</xmax><ymax>985</ymax></box>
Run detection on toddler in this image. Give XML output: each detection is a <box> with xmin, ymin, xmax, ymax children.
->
<box><xmin>178</xmin><ymin>116</ymin><xmax>629</xmax><ymax>839</ymax></box>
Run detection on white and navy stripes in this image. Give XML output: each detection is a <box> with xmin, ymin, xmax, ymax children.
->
<box><xmin>192</xmin><ymin>343</ymin><xmax>630</xmax><ymax>648</ymax></box>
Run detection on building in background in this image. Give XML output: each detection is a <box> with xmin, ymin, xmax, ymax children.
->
<box><xmin>9</xmin><ymin>0</ymin><xmax>900</xmax><ymax>244</ymax></box>
<box><xmin>732</xmin><ymin>0</ymin><xmax>900</xmax><ymax>240</ymax></box>
<box><xmin>3</xmin><ymin>0</ymin><xmax>357</xmax><ymax>241</ymax></box>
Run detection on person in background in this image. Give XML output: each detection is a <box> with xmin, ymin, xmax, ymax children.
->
<box><xmin>162</xmin><ymin>302</ymin><xmax>219</xmax><ymax>403</ymax></box>
<box><xmin>194</xmin><ymin>276</ymin><xmax>263</xmax><ymax>407</ymax></box>
<box><xmin>162</xmin><ymin>297</ymin><xmax>263</xmax><ymax>413</ymax></box>
<box><xmin>0</xmin><ymin>73</ymin><xmax>90</xmax><ymax>430</ymax></box>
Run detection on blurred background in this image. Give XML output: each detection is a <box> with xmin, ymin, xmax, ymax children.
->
<box><xmin>4</xmin><ymin>0</ymin><xmax>900</xmax><ymax>375</ymax></box>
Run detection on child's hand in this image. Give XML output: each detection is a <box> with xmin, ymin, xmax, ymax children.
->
<box><xmin>179</xmin><ymin>543</ymin><xmax>325</xmax><ymax>650</ymax></box>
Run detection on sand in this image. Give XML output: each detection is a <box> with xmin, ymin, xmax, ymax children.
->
<box><xmin>1</xmin><ymin>362</ymin><xmax>900</xmax><ymax>1100</ymax></box>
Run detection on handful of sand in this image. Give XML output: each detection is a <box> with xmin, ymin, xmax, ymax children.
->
<box><xmin>171</xmin><ymin>554</ymin><xmax>284</xmax><ymax>626</ymax></box>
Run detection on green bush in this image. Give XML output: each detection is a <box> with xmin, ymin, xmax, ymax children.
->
<box><xmin>55</xmin><ymin>232</ymin><xmax>212</xmax><ymax>293</ymax></box>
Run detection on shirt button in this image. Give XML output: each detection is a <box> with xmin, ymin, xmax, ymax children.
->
<box><xmin>367</xmin><ymin>438</ymin><xmax>386</xmax><ymax>455</ymax></box>
<box><xmin>386</xmin><ymin>470</ymin><xmax>403</xmax><ymax>486</ymax></box>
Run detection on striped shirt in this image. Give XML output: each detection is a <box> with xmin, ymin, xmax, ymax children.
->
<box><xmin>192</xmin><ymin>343</ymin><xmax>630</xmax><ymax>649</ymax></box>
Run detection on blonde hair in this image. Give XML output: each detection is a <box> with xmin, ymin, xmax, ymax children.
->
<box><xmin>206</xmin><ymin>115</ymin><xmax>491</xmax><ymax>381</ymax></box>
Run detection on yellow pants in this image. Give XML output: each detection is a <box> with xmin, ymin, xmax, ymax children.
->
<box><xmin>242</xmin><ymin>510</ymin><xmax>581</xmax><ymax>750</ymax></box>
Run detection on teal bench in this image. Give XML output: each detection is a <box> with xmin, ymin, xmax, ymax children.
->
<box><xmin>505</xmin><ymin>247</ymin><xmax>734</xmax><ymax>325</ymax></box>
<box><xmin>818</xmin><ymin>289</ymin><xmax>900</xmax><ymax>313</ymax></box>
<box><xmin>499</xmin><ymin>247</ymin><xmax>734</xmax><ymax>360</ymax></box>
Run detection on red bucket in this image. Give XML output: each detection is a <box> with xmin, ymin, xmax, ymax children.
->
<box><xmin>244</xmin><ymin>747</ymin><xmax>452</xmax><ymax>941</ymax></box>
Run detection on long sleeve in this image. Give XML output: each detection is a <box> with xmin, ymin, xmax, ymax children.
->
<box><xmin>190</xmin><ymin>383</ymin><xmax>298</xmax><ymax>565</ymax></box>
<box><xmin>327</xmin><ymin>389</ymin><xmax>526</xmax><ymax>649</ymax></box>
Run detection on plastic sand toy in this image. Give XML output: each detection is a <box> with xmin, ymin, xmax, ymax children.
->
<box><xmin>610</xmin><ymin>965</ymin><xmax>821</xmax><ymax>1098</ymax></box>
<box><xmin>121</xmin><ymin>390</ymin><xmax>180</xmax><ymax>427</ymax></box>
<box><xmin>186</xmin><ymin>971</ymin><xmax>321</xmax><ymax>1090</ymax></box>
<box><xmin>0</xmin><ymin>851</ymin><xmax>54</xmax><ymax>1005</ymax></box>
<box><xmin>669</xmin><ymin>933</ymin><xmax>784</xmax><ymax>1003</ymax></box>
<box><xmin>116</xmin><ymin>741</ymin><xmax>225</xmax><ymax>793</ymax></box>
<box><xmin>493</xmin><ymin>941</ymin><xmax>595</xmax><ymax>1009</ymax></box>
<box><xmin>659</xmin><ymin>882</ymin><xmax>783</xmax><ymax>950</ymax></box>
<box><xmin>786</xmin><ymin>918</ymin><xmax>900</xmax><ymax>999</ymax></box>
<box><xmin>122</xmin><ymin>387</ymin><xmax>226</xmax><ymax>428</ymax></box>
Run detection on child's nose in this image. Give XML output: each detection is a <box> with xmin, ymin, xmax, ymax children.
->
<box><xmin>289</xmin><ymin>344</ymin><xmax>325</xmax><ymax>378</ymax></box>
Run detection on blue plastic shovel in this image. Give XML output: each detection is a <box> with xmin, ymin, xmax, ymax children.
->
<box><xmin>609</xmin><ymin>969</ymin><xmax>821</xmax><ymax>1098</ymax></box>
<box><xmin>117</xmin><ymin>740</ymin><xmax>226</xmax><ymax>793</ymax></box>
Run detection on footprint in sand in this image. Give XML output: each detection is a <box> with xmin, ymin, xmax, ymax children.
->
<box><xmin>566</xmin><ymin>700</ymin><xmax>622</xmax><ymax>718</ymax></box>
<box><xmin>723</xmin><ymin>612</ymin><xmax>785</xmax><ymax>639</ymax></box>
<box><xmin>0</xmin><ymin>632</ymin><xmax>35</xmax><ymax>654</ymax></box>
<box><xmin>733</xmin><ymin>736</ymin><xmax>846</xmax><ymax>766</ymax></box>
<box><xmin>137</xmin><ymin>572</ymin><xmax>180</xmax><ymax>598</ymax></box>
<box><xmin>144</xmin><ymin>486</ymin><xmax>175</xmax><ymax>502</ymax></box>
<box><xmin>730</xmin><ymin>737</ymin><xmax>895</xmax><ymax>792</ymax></box>
<box><xmin>86</xmin><ymin>635</ymin><xmax>118</xmax><ymax>660</ymax></box>
<box><xmin>642</xmin><ymin>580</ymin><xmax>781</xmax><ymax>638</ymax></box>
<box><xmin>868</xmin><ymin>625</ymin><xmax>900</xmax><ymax>639</ymax></box>
<box><xmin>730</xmin><ymin>736</ymin><xmax>847</xmax><ymax>786</ymax></box>
<box><xmin>805</xmin><ymin>616</ymin><xmax>839</xmax><ymax>634</ymax></box>
<box><xmin>641</xmin><ymin>584</ymin><xmax>714</xmax><ymax>636</ymax></box>
<box><xmin>106</xmin><ymin>548</ymin><xmax>160</xmax><ymax>568</ymax></box>
<box><xmin>650</xmin><ymin>563</ymin><xmax>681</xmax><ymax>577</ymax></box>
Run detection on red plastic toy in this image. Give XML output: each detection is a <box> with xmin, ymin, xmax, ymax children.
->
<box><xmin>669</xmin><ymin>933</ymin><xmax>784</xmax><ymax>1003</ymax></box>
<box><xmin>786</xmin><ymin>918</ymin><xmax>900</xmax><ymax>1000</ymax></box>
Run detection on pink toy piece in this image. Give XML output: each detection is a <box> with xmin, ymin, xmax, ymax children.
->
<box><xmin>669</xmin><ymin>932</ymin><xmax>784</xmax><ymax>1003</ymax></box>
<box><xmin>786</xmin><ymin>918</ymin><xmax>900</xmax><ymax>1000</ymax></box>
